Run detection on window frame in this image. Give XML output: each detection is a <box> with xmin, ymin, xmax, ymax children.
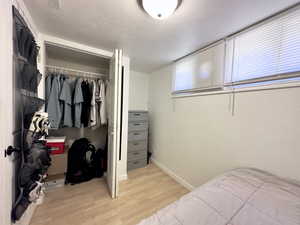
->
<box><xmin>172</xmin><ymin>41</ymin><xmax>226</xmax><ymax>95</ymax></box>
<box><xmin>224</xmin><ymin>6</ymin><xmax>300</xmax><ymax>88</ymax></box>
<box><xmin>172</xmin><ymin>3</ymin><xmax>300</xmax><ymax>96</ymax></box>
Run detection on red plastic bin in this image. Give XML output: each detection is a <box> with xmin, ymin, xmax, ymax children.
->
<box><xmin>46</xmin><ymin>137</ymin><xmax>66</xmax><ymax>155</ymax></box>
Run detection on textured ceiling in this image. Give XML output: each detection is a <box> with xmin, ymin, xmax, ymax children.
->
<box><xmin>24</xmin><ymin>0</ymin><xmax>299</xmax><ymax>73</ymax></box>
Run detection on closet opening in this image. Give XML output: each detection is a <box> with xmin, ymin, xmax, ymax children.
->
<box><xmin>43</xmin><ymin>43</ymin><xmax>122</xmax><ymax>198</ymax></box>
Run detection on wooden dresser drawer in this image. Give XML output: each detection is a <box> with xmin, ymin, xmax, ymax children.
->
<box><xmin>128</xmin><ymin>121</ymin><xmax>148</xmax><ymax>132</ymax></box>
<box><xmin>128</xmin><ymin>150</ymin><xmax>147</xmax><ymax>161</ymax></box>
<box><xmin>129</xmin><ymin>111</ymin><xmax>148</xmax><ymax>122</ymax></box>
<box><xmin>127</xmin><ymin>158</ymin><xmax>147</xmax><ymax>170</ymax></box>
<box><xmin>128</xmin><ymin>131</ymin><xmax>147</xmax><ymax>141</ymax></box>
<box><xmin>128</xmin><ymin>140</ymin><xmax>147</xmax><ymax>152</ymax></box>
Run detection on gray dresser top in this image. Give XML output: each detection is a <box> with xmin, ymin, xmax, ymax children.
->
<box><xmin>129</xmin><ymin>110</ymin><xmax>148</xmax><ymax>113</ymax></box>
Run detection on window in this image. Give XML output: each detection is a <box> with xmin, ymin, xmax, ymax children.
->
<box><xmin>172</xmin><ymin>42</ymin><xmax>225</xmax><ymax>94</ymax></box>
<box><xmin>172</xmin><ymin>6</ymin><xmax>300</xmax><ymax>95</ymax></box>
<box><xmin>225</xmin><ymin>7</ymin><xmax>300</xmax><ymax>85</ymax></box>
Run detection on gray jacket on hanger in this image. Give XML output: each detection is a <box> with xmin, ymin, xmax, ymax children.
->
<box><xmin>60</xmin><ymin>79</ymin><xmax>73</xmax><ymax>127</ymax></box>
<box><xmin>73</xmin><ymin>78</ymin><xmax>84</xmax><ymax>128</ymax></box>
<box><xmin>45</xmin><ymin>75</ymin><xmax>53</xmax><ymax>111</ymax></box>
<box><xmin>47</xmin><ymin>75</ymin><xmax>62</xmax><ymax>129</ymax></box>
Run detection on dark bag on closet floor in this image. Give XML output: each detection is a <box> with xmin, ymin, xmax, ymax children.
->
<box><xmin>91</xmin><ymin>148</ymin><xmax>106</xmax><ymax>178</ymax></box>
<box><xmin>66</xmin><ymin>138</ymin><xmax>97</xmax><ymax>185</ymax></box>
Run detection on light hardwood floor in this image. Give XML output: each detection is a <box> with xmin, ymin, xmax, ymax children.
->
<box><xmin>30</xmin><ymin>164</ymin><xmax>189</xmax><ymax>225</ymax></box>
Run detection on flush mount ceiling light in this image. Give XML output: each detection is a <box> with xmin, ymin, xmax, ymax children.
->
<box><xmin>142</xmin><ymin>0</ymin><xmax>180</xmax><ymax>20</ymax></box>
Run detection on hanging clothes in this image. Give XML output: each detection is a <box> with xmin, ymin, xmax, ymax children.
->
<box><xmin>99</xmin><ymin>80</ymin><xmax>107</xmax><ymax>125</ymax></box>
<box><xmin>93</xmin><ymin>80</ymin><xmax>101</xmax><ymax>130</ymax></box>
<box><xmin>59</xmin><ymin>78</ymin><xmax>73</xmax><ymax>127</ymax></box>
<box><xmin>89</xmin><ymin>80</ymin><xmax>97</xmax><ymax>127</ymax></box>
<box><xmin>47</xmin><ymin>75</ymin><xmax>62</xmax><ymax>129</ymax></box>
<box><xmin>45</xmin><ymin>75</ymin><xmax>53</xmax><ymax>111</ymax></box>
<box><xmin>58</xmin><ymin>75</ymin><xmax>65</xmax><ymax>125</ymax></box>
<box><xmin>81</xmin><ymin>80</ymin><xmax>92</xmax><ymax>127</ymax></box>
<box><xmin>94</xmin><ymin>79</ymin><xmax>107</xmax><ymax>127</ymax></box>
<box><xmin>73</xmin><ymin>78</ymin><xmax>84</xmax><ymax>128</ymax></box>
<box><xmin>45</xmin><ymin>69</ymin><xmax>108</xmax><ymax>129</ymax></box>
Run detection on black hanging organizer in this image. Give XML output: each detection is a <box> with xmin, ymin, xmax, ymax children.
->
<box><xmin>11</xmin><ymin>6</ymin><xmax>46</xmax><ymax>222</ymax></box>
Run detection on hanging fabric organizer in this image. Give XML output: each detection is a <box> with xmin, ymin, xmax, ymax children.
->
<box><xmin>12</xmin><ymin>6</ymin><xmax>51</xmax><ymax>222</ymax></box>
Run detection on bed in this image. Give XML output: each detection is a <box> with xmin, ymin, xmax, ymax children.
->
<box><xmin>137</xmin><ymin>168</ymin><xmax>300</xmax><ymax>225</ymax></box>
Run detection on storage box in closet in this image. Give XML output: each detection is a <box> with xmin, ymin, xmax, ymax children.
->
<box><xmin>46</xmin><ymin>136</ymin><xmax>66</xmax><ymax>155</ymax></box>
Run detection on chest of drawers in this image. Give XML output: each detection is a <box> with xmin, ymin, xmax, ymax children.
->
<box><xmin>127</xmin><ymin>111</ymin><xmax>148</xmax><ymax>171</ymax></box>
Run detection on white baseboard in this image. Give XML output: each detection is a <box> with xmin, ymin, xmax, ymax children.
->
<box><xmin>151</xmin><ymin>158</ymin><xmax>195</xmax><ymax>191</ymax></box>
<box><xmin>14</xmin><ymin>202</ymin><xmax>37</xmax><ymax>225</ymax></box>
<box><xmin>14</xmin><ymin>192</ymin><xmax>45</xmax><ymax>225</ymax></box>
<box><xmin>119</xmin><ymin>173</ymin><xmax>128</xmax><ymax>181</ymax></box>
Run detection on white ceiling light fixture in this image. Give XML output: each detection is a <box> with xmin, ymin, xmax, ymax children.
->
<box><xmin>142</xmin><ymin>0</ymin><xmax>179</xmax><ymax>20</ymax></box>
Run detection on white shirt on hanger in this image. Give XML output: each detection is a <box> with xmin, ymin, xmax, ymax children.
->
<box><xmin>90</xmin><ymin>80</ymin><xmax>97</xmax><ymax>127</ymax></box>
<box><xmin>99</xmin><ymin>79</ymin><xmax>107</xmax><ymax>125</ymax></box>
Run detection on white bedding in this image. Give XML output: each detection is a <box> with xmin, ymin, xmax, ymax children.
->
<box><xmin>137</xmin><ymin>168</ymin><xmax>300</xmax><ymax>225</ymax></box>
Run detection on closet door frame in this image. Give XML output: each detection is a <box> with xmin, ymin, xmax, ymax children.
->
<box><xmin>42</xmin><ymin>37</ymin><xmax>128</xmax><ymax>198</ymax></box>
<box><xmin>107</xmin><ymin>49</ymin><xmax>123</xmax><ymax>198</ymax></box>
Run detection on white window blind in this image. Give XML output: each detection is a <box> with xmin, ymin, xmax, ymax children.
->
<box><xmin>173</xmin><ymin>42</ymin><xmax>225</xmax><ymax>94</ymax></box>
<box><xmin>225</xmin><ymin>7</ymin><xmax>300</xmax><ymax>84</ymax></box>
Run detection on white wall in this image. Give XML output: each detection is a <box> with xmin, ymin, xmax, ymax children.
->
<box><xmin>129</xmin><ymin>71</ymin><xmax>149</xmax><ymax>111</ymax></box>
<box><xmin>46</xmin><ymin>45</ymin><xmax>110</xmax><ymax>75</ymax></box>
<box><xmin>46</xmin><ymin>57</ymin><xmax>107</xmax><ymax>74</ymax></box>
<box><xmin>149</xmin><ymin>65</ymin><xmax>300</xmax><ymax>189</ymax></box>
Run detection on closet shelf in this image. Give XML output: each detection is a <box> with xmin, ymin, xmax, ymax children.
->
<box><xmin>45</xmin><ymin>65</ymin><xmax>108</xmax><ymax>79</ymax></box>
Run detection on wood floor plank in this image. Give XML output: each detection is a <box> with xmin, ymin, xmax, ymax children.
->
<box><xmin>30</xmin><ymin>163</ymin><xmax>189</xmax><ymax>225</ymax></box>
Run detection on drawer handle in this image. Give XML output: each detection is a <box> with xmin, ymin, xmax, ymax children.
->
<box><xmin>134</xmin><ymin>123</ymin><xmax>141</xmax><ymax>126</ymax></box>
<box><xmin>133</xmin><ymin>143</ymin><xmax>139</xmax><ymax>146</ymax></box>
<box><xmin>133</xmin><ymin>133</ymin><xmax>140</xmax><ymax>136</ymax></box>
<box><xmin>134</xmin><ymin>113</ymin><xmax>141</xmax><ymax>116</ymax></box>
<box><xmin>133</xmin><ymin>161</ymin><xmax>139</xmax><ymax>164</ymax></box>
<box><xmin>133</xmin><ymin>152</ymin><xmax>139</xmax><ymax>155</ymax></box>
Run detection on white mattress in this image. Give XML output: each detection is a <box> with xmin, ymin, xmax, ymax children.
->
<box><xmin>137</xmin><ymin>168</ymin><xmax>300</xmax><ymax>225</ymax></box>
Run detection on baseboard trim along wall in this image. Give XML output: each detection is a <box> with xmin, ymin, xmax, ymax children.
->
<box><xmin>151</xmin><ymin>158</ymin><xmax>195</xmax><ymax>191</ymax></box>
<box><xmin>15</xmin><ymin>201</ymin><xmax>38</xmax><ymax>225</ymax></box>
<box><xmin>119</xmin><ymin>173</ymin><xmax>128</xmax><ymax>181</ymax></box>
